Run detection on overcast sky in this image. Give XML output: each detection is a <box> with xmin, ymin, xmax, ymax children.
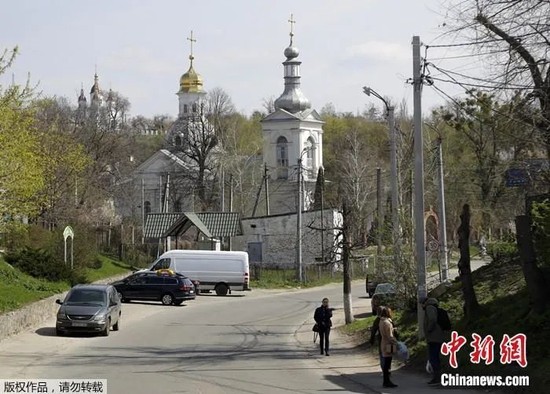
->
<box><xmin>1</xmin><ymin>0</ymin><xmax>468</xmax><ymax>118</ymax></box>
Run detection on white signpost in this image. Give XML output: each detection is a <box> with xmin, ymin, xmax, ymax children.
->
<box><xmin>63</xmin><ymin>226</ymin><xmax>74</xmax><ymax>269</ymax></box>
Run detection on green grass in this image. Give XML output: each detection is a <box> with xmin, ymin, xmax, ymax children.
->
<box><xmin>0</xmin><ymin>255</ymin><xmax>132</xmax><ymax>314</ymax></box>
<box><xmin>85</xmin><ymin>255</ymin><xmax>132</xmax><ymax>282</ymax></box>
<box><xmin>345</xmin><ymin>255</ymin><xmax>549</xmax><ymax>393</ymax></box>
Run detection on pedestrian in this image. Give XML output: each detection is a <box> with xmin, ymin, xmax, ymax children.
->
<box><xmin>369</xmin><ymin>305</ymin><xmax>385</xmax><ymax>368</ymax></box>
<box><xmin>314</xmin><ymin>297</ymin><xmax>333</xmax><ymax>356</ymax></box>
<box><xmin>422</xmin><ymin>297</ymin><xmax>445</xmax><ymax>385</ymax></box>
<box><xmin>379</xmin><ymin>307</ymin><xmax>398</xmax><ymax>388</ymax></box>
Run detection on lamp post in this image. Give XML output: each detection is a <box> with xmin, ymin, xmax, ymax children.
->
<box><xmin>362</xmin><ymin>86</ymin><xmax>400</xmax><ymax>268</ymax></box>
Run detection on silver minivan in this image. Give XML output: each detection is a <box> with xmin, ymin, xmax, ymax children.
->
<box><xmin>55</xmin><ymin>284</ymin><xmax>121</xmax><ymax>336</ymax></box>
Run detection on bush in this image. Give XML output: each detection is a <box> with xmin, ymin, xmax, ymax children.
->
<box><xmin>5</xmin><ymin>247</ymin><xmax>72</xmax><ymax>282</ymax></box>
<box><xmin>487</xmin><ymin>242</ymin><xmax>518</xmax><ymax>262</ymax></box>
<box><xmin>89</xmin><ymin>257</ymin><xmax>103</xmax><ymax>270</ymax></box>
<box><xmin>532</xmin><ymin>199</ymin><xmax>550</xmax><ymax>269</ymax></box>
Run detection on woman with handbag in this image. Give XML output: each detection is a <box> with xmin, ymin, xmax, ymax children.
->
<box><xmin>379</xmin><ymin>307</ymin><xmax>398</xmax><ymax>388</ymax></box>
<box><xmin>314</xmin><ymin>298</ymin><xmax>333</xmax><ymax>356</ymax></box>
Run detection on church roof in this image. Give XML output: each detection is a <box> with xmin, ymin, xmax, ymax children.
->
<box><xmin>262</xmin><ymin>108</ymin><xmax>323</xmax><ymax>123</ymax></box>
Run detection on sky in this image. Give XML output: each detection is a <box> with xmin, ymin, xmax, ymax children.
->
<box><xmin>1</xmin><ymin>0</ymin><xmax>469</xmax><ymax>118</ymax></box>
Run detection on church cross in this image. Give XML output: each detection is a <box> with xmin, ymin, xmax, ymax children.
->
<box><xmin>288</xmin><ymin>14</ymin><xmax>296</xmax><ymax>43</ymax></box>
<box><xmin>187</xmin><ymin>30</ymin><xmax>196</xmax><ymax>58</ymax></box>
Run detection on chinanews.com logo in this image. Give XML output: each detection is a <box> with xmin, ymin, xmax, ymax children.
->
<box><xmin>439</xmin><ymin>331</ymin><xmax>530</xmax><ymax>388</ymax></box>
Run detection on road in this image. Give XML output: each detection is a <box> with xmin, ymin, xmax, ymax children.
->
<box><xmin>0</xmin><ymin>283</ymin><xmax>369</xmax><ymax>394</ymax></box>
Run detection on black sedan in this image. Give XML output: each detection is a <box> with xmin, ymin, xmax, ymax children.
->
<box><xmin>112</xmin><ymin>271</ymin><xmax>196</xmax><ymax>306</ymax></box>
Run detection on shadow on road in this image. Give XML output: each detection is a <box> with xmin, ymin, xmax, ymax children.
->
<box><xmin>123</xmin><ymin>301</ymin><xmax>189</xmax><ymax>307</ymax></box>
<box><xmin>35</xmin><ymin>327</ymin><xmax>57</xmax><ymax>337</ymax></box>
<box><xmin>324</xmin><ymin>371</ymin><xmax>381</xmax><ymax>393</ymax></box>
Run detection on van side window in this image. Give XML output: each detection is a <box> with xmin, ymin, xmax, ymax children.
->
<box><xmin>152</xmin><ymin>258</ymin><xmax>171</xmax><ymax>270</ymax></box>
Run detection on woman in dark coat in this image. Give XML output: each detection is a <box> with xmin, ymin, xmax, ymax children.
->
<box><xmin>314</xmin><ymin>298</ymin><xmax>333</xmax><ymax>356</ymax></box>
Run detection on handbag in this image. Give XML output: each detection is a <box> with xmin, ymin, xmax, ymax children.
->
<box><xmin>396</xmin><ymin>341</ymin><xmax>409</xmax><ymax>361</ymax></box>
<box><xmin>312</xmin><ymin>323</ymin><xmax>320</xmax><ymax>332</ymax></box>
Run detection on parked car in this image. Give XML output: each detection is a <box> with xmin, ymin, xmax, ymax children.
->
<box><xmin>371</xmin><ymin>283</ymin><xmax>397</xmax><ymax>315</ymax></box>
<box><xmin>112</xmin><ymin>270</ymin><xmax>196</xmax><ymax>306</ymax></box>
<box><xmin>55</xmin><ymin>284</ymin><xmax>121</xmax><ymax>336</ymax></box>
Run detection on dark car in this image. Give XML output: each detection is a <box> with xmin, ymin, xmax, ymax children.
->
<box><xmin>371</xmin><ymin>283</ymin><xmax>397</xmax><ymax>315</ymax></box>
<box><xmin>56</xmin><ymin>284</ymin><xmax>121</xmax><ymax>336</ymax></box>
<box><xmin>112</xmin><ymin>271</ymin><xmax>196</xmax><ymax>306</ymax></box>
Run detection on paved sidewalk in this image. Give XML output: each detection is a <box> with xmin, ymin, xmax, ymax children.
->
<box><xmin>294</xmin><ymin>301</ymin><xmax>495</xmax><ymax>394</ymax></box>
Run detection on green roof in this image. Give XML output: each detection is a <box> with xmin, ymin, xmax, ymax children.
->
<box><xmin>163</xmin><ymin>212</ymin><xmax>242</xmax><ymax>238</ymax></box>
<box><xmin>144</xmin><ymin>213</ymin><xmax>182</xmax><ymax>238</ymax></box>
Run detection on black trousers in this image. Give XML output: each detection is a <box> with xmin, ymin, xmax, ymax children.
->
<box><xmin>382</xmin><ymin>356</ymin><xmax>393</xmax><ymax>383</ymax></box>
<box><xmin>319</xmin><ymin>328</ymin><xmax>330</xmax><ymax>353</ymax></box>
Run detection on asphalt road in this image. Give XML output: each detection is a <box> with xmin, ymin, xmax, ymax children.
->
<box><xmin>0</xmin><ymin>283</ymin><xmax>369</xmax><ymax>394</ymax></box>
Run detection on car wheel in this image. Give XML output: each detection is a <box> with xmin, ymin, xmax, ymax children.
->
<box><xmin>161</xmin><ymin>293</ymin><xmax>174</xmax><ymax>305</ymax></box>
<box><xmin>113</xmin><ymin>315</ymin><xmax>120</xmax><ymax>331</ymax></box>
<box><xmin>102</xmin><ymin>319</ymin><xmax>110</xmax><ymax>336</ymax></box>
<box><xmin>173</xmin><ymin>300</ymin><xmax>183</xmax><ymax>306</ymax></box>
<box><xmin>118</xmin><ymin>292</ymin><xmax>127</xmax><ymax>303</ymax></box>
<box><xmin>215</xmin><ymin>284</ymin><xmax>229</xmax><ymax>296</ymax></box>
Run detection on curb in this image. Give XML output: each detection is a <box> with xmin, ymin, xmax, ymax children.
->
<box><xmin>0</xmin><ymin>272</ymin><xmax>130</xmax><ymax>343</ymax></box>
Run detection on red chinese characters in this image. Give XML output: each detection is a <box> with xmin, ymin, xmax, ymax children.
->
<box><xmin>441</xmin><ymin>331</ymin><xmax>527</xmax><ymax>368</ymax></box>
<box><xmin>470</xmin><ymin>333</ymin><xmax>495</xmax><ymax>365</ymax></box>
<box><xmin>500</xmin><ymin>333</ymin><xmax>528</xmax><ymax>368</ymax></box>
<box><xmin>441</xmin><ymin>331</ymin><xmax>467</xmax><ymax>368</ymax></box>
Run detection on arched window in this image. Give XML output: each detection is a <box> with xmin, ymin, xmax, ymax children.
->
<box><xmin>305</xmin><ymin>137</ymin><xmax>315</xmax><ymax>179</ymax></box>
<box><xmin>192</xmin><ymin>103</ymin><xmax>198</xmax><ymax>113</ymax></box>
<box><xmin>144</xmin><ymin>201</ymin><xmax>151</xmax><ymax>216</ymax></box>
<box><xmin>175</xmin><ymin>135</ymin><xmax>182</xmax><ymax>147</ymax></box>
<box><xmin>276</xmin><ymin>136</ymin><xmax>289</xmax><ymax>179</ymax></box>
<box><xmin>183</xmin><ymin>104</ymin><xmax>188</xmax><ymax>114</ymax></box>
<box><xmin>174</xmin><ymin>198</ymin><xmax>182</xmax><ymax>212</ymax></box>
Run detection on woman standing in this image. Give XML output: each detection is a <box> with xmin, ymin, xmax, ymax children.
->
<box><xmin>379</xmin><ymin>307</ymin><xmax>398</xmax><ymax>388</ymax></box>
<box><xmin>314</xmin><ymin>298</ymin><xmax>333</xmax><ymax>356</ymax></box>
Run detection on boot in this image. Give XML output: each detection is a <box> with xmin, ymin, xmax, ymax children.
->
<box><xmin>383</xmin><ymin>371</ymin><xmax>398</xmax><ymax>388</ymax></box>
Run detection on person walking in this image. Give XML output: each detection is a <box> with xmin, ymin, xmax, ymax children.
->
<box><xmin>423</xmin><ymin>297</ymin><xmax>445</xmax><ymax>384</ymax></box>
<box><xmin>379</xmin><ymin>307</ymin><xmax>398</xmax><ymax>388</ymax></box>
<box><xmin>314</xmin><ymin>298</ymin><xmax>333</xmax><ymax>356</ymax></box>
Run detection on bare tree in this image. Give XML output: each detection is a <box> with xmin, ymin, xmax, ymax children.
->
<box><xmin>441</xmin><ymin>0</ymin><xmax>550</xmax><ymax>156</ymax></box>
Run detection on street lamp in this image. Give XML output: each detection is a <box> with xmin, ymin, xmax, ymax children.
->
<box><xmin>362</xmin><ymin>86</ymin><xmax>401</xmax><ymax>269</ymax></box>
<box><xmin>297</xmin><ymin>146</ymin><xmax>312</xmax><ymax>283</ymax></box>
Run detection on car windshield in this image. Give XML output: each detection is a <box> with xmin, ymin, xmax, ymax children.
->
<box><xmin>374</xmin><ymin>283</ymin><xmax>395</xmax><ymax>294</ymax></box>
<box><xmin>65</xmin><ymin>289</ymin><xmax>107</xmax><ymax>306</ymax></box>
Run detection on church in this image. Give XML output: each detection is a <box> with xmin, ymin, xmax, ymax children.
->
<box><xmin>118</xmin><ymin>20</ymin><xmax>342</xmax><ymax>267</ymax></box>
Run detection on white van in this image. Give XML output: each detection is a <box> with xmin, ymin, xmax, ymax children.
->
<box><xmin>146</xmin><ymin>250</ymin><xmax>250</xmax><ymax>296</ymax></box>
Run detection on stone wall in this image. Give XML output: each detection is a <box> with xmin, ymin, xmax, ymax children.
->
<box><xmin>232</xmin><ymin>209</ymin><xmax>342</xmax><ymax>267</ymax></box>
<box><xmin>0</xmin><ymin>273</ymin><xmax>129</xmax><ymax>343</ymax></box>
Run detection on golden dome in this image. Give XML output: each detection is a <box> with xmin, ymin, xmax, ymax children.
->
<box><xmin>179</xmin><ymin>56</ymin><xmax>203</xmax><ymax>93</ymax></box>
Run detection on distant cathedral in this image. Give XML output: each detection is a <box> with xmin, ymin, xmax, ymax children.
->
<box><xmin>76</xmin><ymin>72</ymin><xmax>124</xmax><ymax>130</ymax></box>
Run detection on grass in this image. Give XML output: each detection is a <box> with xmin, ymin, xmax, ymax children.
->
<box><xmin>0</xmin><ymin>255</ymin><xmax>132</xmax><ymax>314</ymax></box>
<box><xmin>341</xmin><ymin>255</ymin><xmax>550</xmax><ymax>393</ymax></box>
<box><xmin>249</xmin><ymin>266</ymin><xmax>370</xmax><ymax>289</ymax></box>
<box><xmin>85</xmin><ymin>255</ymin><xmax>133</xmax><ymax>282</ymax></box>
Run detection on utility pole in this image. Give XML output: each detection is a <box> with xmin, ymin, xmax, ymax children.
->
<box><xmin>413</xmin><ymin>35</ymin><xmax>427</xmax><ymax>337</ymax></box>
<box><xmin>388</xmin><ymin>106</ymin><xmax>400</xmax><ymax>269</ymax></box>
<box><xmin>296</xmin><ymin>157</ymin><xmax>303</xmax><ymax>283</ymax></box>
<box><xmin>376</xmin><ymin>167</ymin><xmax>383</xmax><ymax>273</ymax></box>
<box><xmin>221</xmin><ymin>169</ymin><xmax>225</xmax><ymax>211</ymax></box>
<box><xmin>228</xmin><ymin>174</ymin><xmax>234</xmax><ymax>251</ymax></box>
<box><xmin>251</xmin><ymin>171</ymin><xmax>264</xmax><ymax>217</ymax></box>
<box><xmin>264</xmin><ymin>164</ymin><xmax>270</xmax><ymax>216</ymax></box>
<box><xmin>141</xmin><ymin>178</ymin><xmax>145</xmax><ymax>244</ymax></box>
<box><xmin>436</xmin><ymin>138</ymin><xmax>449</xmax><ymax>283</ymax></box>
